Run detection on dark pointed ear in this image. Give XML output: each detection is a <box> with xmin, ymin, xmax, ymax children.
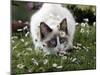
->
<box><xmin>40</xmin><ymin>22</ymin><xmax>52</xmax><ymax>39</ymax></box>
<box><xmin>60</xmin><ymin>18</ymin><xmax>68</xmax><ymax>35</ymax></box>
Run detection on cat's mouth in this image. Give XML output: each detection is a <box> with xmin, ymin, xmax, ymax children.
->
<box><xmin>57</xmin><ymin>48</ymin><xmax>73</xmax><ymax>55</ymax></box>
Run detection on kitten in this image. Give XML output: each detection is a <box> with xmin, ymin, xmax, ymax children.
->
<box><xmin>30</xmin><ymin>3</ymin><xmax>76</xmax><ymax>54</ymax></box>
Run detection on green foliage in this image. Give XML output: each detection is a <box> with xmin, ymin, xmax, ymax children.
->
<box><xmin>11</xmin><ymin>24</ymin><xmax>96</xmax><ymax>74</ymax></box>
<box><xmin>66</xmin><ymin>4</ymin><xmax>96</xmax><ymax>24</ymax></box>
<box><xmin>12</xmin><ymin>1</ymin><xmax>96</xmax><ymax>23</ymax></box>
<box><xmin>11</xmin><ymin>1</ymin><xmax>96</xmax><ymax>74</ymax></box>
<box><xmin>12</xmin><ymin>1</ymin><xmax>36</xmax><ymax>21</ymax></box>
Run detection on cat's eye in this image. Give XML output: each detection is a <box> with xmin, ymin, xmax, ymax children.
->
<box><xmin>50</xmin><ymin>40</ymin><xmax>56</xmax><ymax>45</ymax></box>
<box><xmin>60</xmin><ymin>37</ymin><xmax>67</xmax><ymax>43</ymax></box>
<box><xmin>60</xmin><ymin>38</ymin><xmax>65</xmax><ymax>43</ymax></box>
<box><xmin>46</xmin><ymin>38</ymin><xmax>57</xmax><ymax>48</ymax></box>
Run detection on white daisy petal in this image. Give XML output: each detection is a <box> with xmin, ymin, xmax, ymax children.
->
<box><xmin>52</xmin><ymin>63</ymin><xmax>57</xmax><ymax>67</ymax></box>
<box><xmin>26</xmin><ymin>48</ymin><xmax>32</xmax><ymax>51</ymax></box>
<box><xmin>17</xmin><ymin>64</ymin><xmax>24</xmax><ymax>69</ymax></box>
<box><xmin>25</xmin><ymin>31</ymin><xmax>30</xmax><ymax>37</ymax></box>
<box><xmin>43</xmin><ymin>59</ymin><xmax>48</xmax><ymax>65</ymax></box>
<box><xmin>57</xmin><ymin>65</ymin><xmax>63</xmax><ymax>69</ymax></box>
<box><xmin>17</xmin><ymin>29</ymin><xmax>23</xmax><ymax>32</ymax></box>
<box><xmin>32</xmin><ymin>58</ymin><xmax>38</xmax><ymax>66</ymax></box>
<box><xmin>24</xmin><ymin>42</ymin><xmax>29</xmax><ymax>46</ymax></box>
<box><xmin>20</xmin><ymin>38</ymin><xmax>24</xmax><ymax>42</ymax></box>
<box><xmin>18</xmin><ymin>20</ymin><xmax>22</xmax><ymax>23</ymax></box>
<box><xmin>12</xmin><ymin>36</ymin><xmax>18</xmax><ymax>39</ymax></box>
<box><xmin>72</xmin><ymin>58</ymin><xmax>77</xmax><ymax>62</ymax></box>
<box><xmin>62</xmin><ymin>56</ymin><xmax>67</xmax><ymax>60</ymax></box>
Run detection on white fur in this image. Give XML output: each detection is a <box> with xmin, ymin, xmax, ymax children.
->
<box><xmin>30</xmin><ymin>3</ymin><xmax>76</xmax><ymax>54</ymax></box>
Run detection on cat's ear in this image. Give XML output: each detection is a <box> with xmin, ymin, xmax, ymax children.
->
<box><xmin>40</xmin><ymin>22</ymin><xmax>52</xmax><ymax>39</ymax></box>
<box><xmin>60</xmin><ymin>18</ymin><xmax>68</xmax><ymax>35</ymax></box>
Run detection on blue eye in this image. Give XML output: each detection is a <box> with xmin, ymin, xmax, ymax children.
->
<box><xmin>46</xmin><ymin>38</ymin><xmax>57</xmax><ymax>48</ymax></box>
<box><xmin>60</xmin><ymin>39</ymin><xmax>65</xmax><ymax>43</ymax></box>
<box><xmin>60</xmin><ymin>37</ymin><xmax>67</xmax><ymax>43</ymax></box>
<box><xmin>50</xmin><ymin>40</ymin><xmax>56</xmax><ymax>45</ymax></box>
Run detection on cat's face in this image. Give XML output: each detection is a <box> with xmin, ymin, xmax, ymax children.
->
<box><xmin>40</xmin><ymin>18</ymin><xmax>72</xmax><ymax>54</ymax></box>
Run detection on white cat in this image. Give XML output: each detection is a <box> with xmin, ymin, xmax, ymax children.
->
<box><xmin>30</xmin><ymin>3</ymin><xmax>76</xmax><ymax>54</ymax></box>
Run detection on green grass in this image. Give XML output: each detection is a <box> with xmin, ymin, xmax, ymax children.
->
<box><xmin>11</xmin><ymin>24</ymin><xmax>96</xmax><ymax>74</ymax></box>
